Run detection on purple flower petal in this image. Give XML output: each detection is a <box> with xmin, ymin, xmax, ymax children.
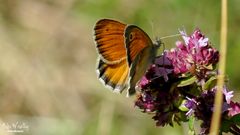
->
<box><xmin>228</xmin><ymin>101</ymin><xmax>240</xmax><ymax>117</ymax></box>
<box><xmin>222</xmin><ymin>86</ymin><xmax>233</xmax><ymax>104</ymax></box>
<box><xmin>138</xmin><ymin>76</ymin><xmax>149</xmax><ymax>89</ymax></box>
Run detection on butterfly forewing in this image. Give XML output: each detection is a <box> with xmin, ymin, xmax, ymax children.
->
<box><xmin>94</xmin><ymin>19</ymin><xmax>127</xmax><ymax>64</ymax></box>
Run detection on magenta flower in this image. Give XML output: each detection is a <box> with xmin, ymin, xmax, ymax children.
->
<box><xmin>133</xmin><ymin>28</ymin><xmax>240</xmax><ymax>135</ymax></box>
<box><xmin>135</xmin><ymin>54</ymin><xmax>184</xmax><ymax>126</ymax></box>
<box><xmin>184</xmin><ymin>86</ymin><xmax>235</xmax><ymax>134</ymax></box>
<box><xmin>222</xmin><ymin>86</ymin><xmax>234</xmax><ymax>104</ymax></box>
<box><xmin>166</xmin><ymin>29</ymin><xmax>219</xmax><ymax>78</ymax></box>
<box><xmin>228</xmin><ymin>101</ymin><xmax>240</xmax><ymax>117</ymax></box>
<box><xmin>138</xmin><ymin>76</ymin><xmax>149</xmax><ymax>89</ymax></box>
<box><xmin>135</xmin><ymin>92</ymin><xmax>156</xmax><ymax>112</ymax></box>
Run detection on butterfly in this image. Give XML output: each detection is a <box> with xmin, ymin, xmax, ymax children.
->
<box><xmin>94</xmin><ymin>19</ymin><xmax>161</xmax><ymax>96</ymax></box>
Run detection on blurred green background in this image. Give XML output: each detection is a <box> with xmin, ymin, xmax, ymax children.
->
<box><xmin>0</xmin><ymin>0</ymin><xmax>239</xmax><ymax>135</ymax></box>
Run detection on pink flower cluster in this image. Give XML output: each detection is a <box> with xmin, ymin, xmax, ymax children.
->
<box><xmin>166</xmin><ymin>29</ymin><xmax>219</xmax><ymax>75</ymax></box>
<box><xmin>134</xmin><ymin>28</ymin><xmax>240</xmax><ymax>135</ymax></box>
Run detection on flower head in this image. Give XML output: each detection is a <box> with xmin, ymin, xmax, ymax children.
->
<box><xmin>135</xmin><ymin>54</ymin><xmax>186</xmax><ymax>126</ymax></box>
<box><xmin>133</xmin><ymin>28</ymin><xmax>239</xmax><ymax>135</ymax></box>
<box><xmin>166</xmin><ymin>29</ymin><xmax>219</xmax><ymax>80</ymax></box>
<box><xmin>185</xmin><ymin>86</ymin><xmax>233</xmax><ymax>134</ymax></box>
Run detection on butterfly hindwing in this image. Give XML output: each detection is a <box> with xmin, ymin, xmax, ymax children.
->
<box><xmin>127</xmin><ymin>46</ymin><xmax>156</xmax><ymax>95</ymax></box>
<box><xmin>97</xmin><ymin>58</ymin><xmax>129</xmax><ymax>92</ymax></box>
<box><xmin>124</xmin><ymin>25</ymin><xmax>156</xmax><ymax>96</ymax></box>
<box><xmin>124</xmin><ymin>25</ymin><xmax>153</xmax><ymax>66</ymax></box>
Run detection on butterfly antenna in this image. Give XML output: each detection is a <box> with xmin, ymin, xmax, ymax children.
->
<box><xmin>160</xmin><ymin>33</ymin><xmax>182</xmax><ymax>39</ymax></box>
<box><xmin>150</xmin><ymin>20</ymin><xmax>156</xmax><ymax>40</ymax></box>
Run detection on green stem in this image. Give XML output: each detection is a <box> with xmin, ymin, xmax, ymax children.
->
<box><xmin>209</xmin><ymin>0</ymin><xmax>228</xmax><ymax>134</ymax></box>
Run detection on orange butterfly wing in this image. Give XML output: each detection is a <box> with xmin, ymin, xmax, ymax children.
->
<box><xmin>94</xmin><ymin>19</ymin><xmax>129</xmax><ymax>92</ymax></box>
<box><xmin>97</xmin><ymin>59</ymin><xmax>129</xmax><ymax>92</ymax></box>
<box><xmin>124</xmin><ymin>25</ymin><xmax>158</xmax><ymax>96</ymax></box>
<box><xmin>94</xmin><ymin>20</ymin><xmax>159</xmax><ymax>95</ymax></box>
<box><xmin>124</xmin><ymin>25</ymin><xmax>153</xmax><ymax>66</ymax></box>
<box><xmin>94</xmin><ymin>19</ymin><xmax>127</xmax><ymax>64</ymax></box>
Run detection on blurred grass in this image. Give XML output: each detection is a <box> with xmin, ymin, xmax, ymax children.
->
<box><xmin>0</xmin><ymin>0</ymin><xmax>239</xmax><ymax>135</ymax></box>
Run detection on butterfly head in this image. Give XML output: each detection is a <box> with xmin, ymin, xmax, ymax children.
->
<box><xmin>153</xmin><ymin>37</ymin><xmax>162</xmax><ymax>49</ymax></box>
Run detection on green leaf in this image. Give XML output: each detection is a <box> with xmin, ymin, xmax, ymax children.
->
<box><xmin>220</xmin><ymin>114</ymin><xmax>240</xmax><ymax>133</ymax></box>
<box><xmin>177</xmin><ymin>76</ymin><xmax>197</xmax><ymax>87</ymax></box>
<box><xmin>188</xmin><ymin>116</ymin><xmax>196</xmax><ymax>135</ymax></box>
<box><xmin>220</xmin><ymin>119</ymin><xmax>231</xmax><ymax>133</ymax></box>
<box><xmin>203</xmin><ymin>76</ymin><xmax>217</xmax><ymax>90</ymax></box>
<box><xmin>231</xmin><ymin>113</ymin><xmax>240</xmax><ymax>125</ymax></box>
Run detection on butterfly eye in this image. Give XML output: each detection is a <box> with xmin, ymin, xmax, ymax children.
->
<box><xmin>129</xmin><ymin>33</ymin><xmax>133</xmax><ymax>40</ymax></box>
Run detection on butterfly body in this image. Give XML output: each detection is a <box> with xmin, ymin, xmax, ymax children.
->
<box><xmin>94</xmin><ymin>19</ymin><xmax>160</xmax><ymax>96</ymax></box>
